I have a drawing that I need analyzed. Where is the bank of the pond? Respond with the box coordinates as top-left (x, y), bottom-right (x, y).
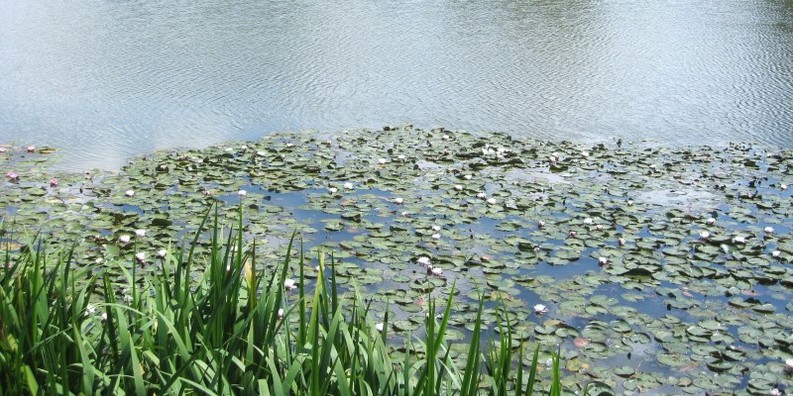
top-left (2, 126), bottom-right (793, 394)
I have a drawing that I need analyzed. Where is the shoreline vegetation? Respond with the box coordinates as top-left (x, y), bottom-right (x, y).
top-left (0, 205), bottom-right (564, 395)
top-left (2, 126), bottom-right (793, 394)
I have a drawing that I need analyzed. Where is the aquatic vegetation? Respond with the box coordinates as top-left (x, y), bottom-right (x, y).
top-left (1, 126), bottom-right (793, 393)
top-left (0, 207), bottom-right (563, 395)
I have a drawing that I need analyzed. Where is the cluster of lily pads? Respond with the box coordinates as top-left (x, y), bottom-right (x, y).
top-left (2, 126), bottom-right (793, 394)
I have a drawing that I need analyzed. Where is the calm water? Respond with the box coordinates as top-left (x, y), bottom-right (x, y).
top-left (1, 0), bottom-right (792, 170)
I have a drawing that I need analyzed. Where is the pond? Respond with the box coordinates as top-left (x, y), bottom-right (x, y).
top-left (1, 0), bottom-right (792, 171)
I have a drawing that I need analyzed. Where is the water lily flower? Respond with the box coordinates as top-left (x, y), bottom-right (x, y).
top-left (706, 217), bottom-right (716, 225)
top-left (285, 142), bottom-right (294, 148)
top-left (277, 308), bottom-right (285, 320)
top-left (134, 229), bottom-right (146, 237)
top-left (598, 257), bottom-right (608, 266)
top-left (101, 312), bottom-right (108, 322)
top-left (486, 197), bottom-right (496, 205)
top-left (135, 252), bottom-right (146, 262)
top-left (343, 182), bottom-right (354, 190)
top-left (583, 218), bottom-right (593, 225)
top-left (581, 150), bottom-right (590, 157)
top-left (0, 147), bottom-right (6, 153)
top-left (538, 220), bottom-right (545, 228)
top-left (595, 224), bottom-right (604, 231)
top-left (764, 226), bottom-right (774, 234)
top-left (699, 231), bottom-right (710, 239)
top-left (627, 200), bottom-right (633, 206)
top-left (431, 225), bottom-right (442, 232)
top-left (780, 183), bottom-right (788, 190)
top-left (238, 189), bottom-right (247, 196)
top-left (770, 388), bottom-right (782, 396)
top-left (328, 187), bottom-right (338, 194)
top-left (375, 322), bottom-right (384, 332)
top-left (454, 184), bottom-right (463, 191)
top-left (772, 250), bottom-right (781, 258)
top-left (417, 256), bottom-right (431, 266)
top-left (533, 304), bottom-right (549, 314)
top-left (397, 154), bottom-right (406, 161)
top-left (431, 233), bottom-right (441, 239)
top-left (125, 190), bottom-right (135, 197)
top-left (6, 171), bottom-right (19, 181)
top-left (442, 134), bottom-right (451, 140)
top-left (377, 158), bottom-right (388, 164)
top-left (733, 235), bottom-right (746, 244)
top-left (618, 238), bottom-right (627, 246)
top-left (533, 246), bottom-right (541, 252)
top-left (284, 278), bottom-right (297, 290)
top-left (568, 231), bottom-right (577, 238)
top-left (476, 192), bottom-right (487, 199)
top-left (49, 178), bottom-right (58, 187)
top-left (27, 146), bottom-right (35, 153)
top-left (785, 358), bottom-right (793, 372)
top-left (394, 197), bottom-right (404, 204)
top-left (157, 249), bottom-right (167, 258)
top-left (464, 174), bottom-right (473, 180)
top-left (118, 235), bottom-right (131, 244)
top-left (431, 267), bottom-right (443, 275)
top-left (86, 304), bottom-right (97, 315)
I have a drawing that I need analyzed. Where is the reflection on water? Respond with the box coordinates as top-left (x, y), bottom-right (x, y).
top-left (1, 0), bottom-right (792, 170)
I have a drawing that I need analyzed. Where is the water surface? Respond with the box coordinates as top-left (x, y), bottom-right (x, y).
top-left (1, 0), bottom-right (792, 170)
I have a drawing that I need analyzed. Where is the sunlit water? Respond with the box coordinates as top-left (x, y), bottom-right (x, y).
top-left (1, 0), bottom-right (792, 171)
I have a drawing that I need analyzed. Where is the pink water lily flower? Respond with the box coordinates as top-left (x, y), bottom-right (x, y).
top-left (49, 178), bottom-right (58, 187)
top-left (6, 171), bottom-right (19, 181)
top-left (27, 146), bottom-right (35, 153)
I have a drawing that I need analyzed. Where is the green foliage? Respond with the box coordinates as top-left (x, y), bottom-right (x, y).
top-left (0, 206), bottom-right (564, 395)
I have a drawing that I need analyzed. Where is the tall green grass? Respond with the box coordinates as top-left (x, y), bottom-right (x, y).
top-left (0, 206), bottom-right (565, 395)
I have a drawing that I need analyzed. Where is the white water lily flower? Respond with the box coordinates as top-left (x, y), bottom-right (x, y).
top-left (125, 190), bottom-right (135, 197)
top-left (454, 184), bottom-right (463, 191)
top-left (618, 238), bottom-right (627, 246)
top-left (431, 267), bottom-right (443, 275)
top-left (785, 358), bottom-right (793, 372)
top-left (598, 257), bottom-right (608, 265)
top-left (764, 226), bottom-right (774, 234)
top-left (772, 250), bottom-right (781, 258)
top-left (595, 224), bottom-right (604, 231)
top-left (486, 197), bottom-right (497, 205)
top-left (442, 134), bottom-right (451, 140)
top-left (277, 308), bottom-right (285, 320)
top-left (464, 174), bottom-right (473, 180)
top-left (285, 142), bottom-right (294, 148)
top-left (770, 388), bottom-right (782, 396)
top-left (238, 189), bottom-right (247, 196)
top-left (119, 235), bottom-right (131, 244)
top-left (781, 184), bottom-right (788, 190)
top-left (377, 158), bottom-right (388, 164)
top-left (538, 220), bottom-right (545, 228)
top-left (284, 278), bottom-right (297, 290)
top-left (476, 192), bottom-right (487, 199)
top-left (626, 200), bottom-right (633, 206)
top-left (328, 187), bottom-right (338, 194)
top-left (157, 249), bottom-right (167, 258)
top-left (533, 304), bottom-right (549, 314)
top-left (431, 225), bottom-right (442, 232)
top-left (394, 197), bottom-right (404, 204)
top-left (343, 182), bottom-right (354, 190)
top-left (86, 304), bottom-right (97, 315)
top-left (583, 218), bottom-right (593, 225)
top-left (699, 231), bottom-right (710, 239)
top-left (733, 235), bottom-right (746, 244)
top-left (375, 322), bottom-right (384, 332)
top-left (431, 233), bottom-right (441, 239)
top-left (397, 154), bottom-right (406, 161)
top-left (706, 217), bottom-right (716, 225)
top-left (135, 252), bottom-right (146, 262)
top-left (417, 256), bottom-right (431, 266)
top-left (135, 229), bottom-right (146, 238)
